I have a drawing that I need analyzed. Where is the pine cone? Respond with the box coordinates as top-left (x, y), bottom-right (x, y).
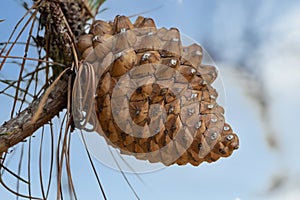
top-left (76, 16), bottom-right (239, 166)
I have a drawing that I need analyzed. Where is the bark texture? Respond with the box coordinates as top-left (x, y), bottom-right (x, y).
top-left (0, 70), bottom-right (72, 153)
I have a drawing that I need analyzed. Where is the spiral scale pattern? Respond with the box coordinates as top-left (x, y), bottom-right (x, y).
top-left (76, 16), bottom-right (239, 166)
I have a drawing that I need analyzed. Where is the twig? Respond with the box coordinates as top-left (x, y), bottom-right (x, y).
top-left (0, 69), bottom-right (73, 153)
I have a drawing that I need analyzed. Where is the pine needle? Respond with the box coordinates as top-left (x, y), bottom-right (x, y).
top-left (30, 68), bottom-right (70, 124)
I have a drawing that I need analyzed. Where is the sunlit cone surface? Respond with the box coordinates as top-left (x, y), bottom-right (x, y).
top-left (76, 16), bottom-right (239, 166)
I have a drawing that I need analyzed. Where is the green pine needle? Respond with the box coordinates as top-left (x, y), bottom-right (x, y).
top-left (87, 0), bottom-right (106, 16)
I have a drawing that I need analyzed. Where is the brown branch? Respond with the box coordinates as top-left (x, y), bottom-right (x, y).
top-left (0, 70), bottom-right (73, 153)
top-left (0, 0), bottom-right (94, 153)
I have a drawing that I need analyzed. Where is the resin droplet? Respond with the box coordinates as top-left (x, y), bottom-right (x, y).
top-left (223, 126), bottom-right (230, 131)
top-left (211, 132), bottom-right (218, 140)
top-left (168, 106), bottom-right (174, 114)
top-left (190, 93), bottom-right (198, 99)
top-left (195, 50), bottom-right (202, 56)
top-left (191, 68), bottom-right (196, 74)
top-left (198, 143), bottom-right (202, 151)
top-left (172, 38), bottom-right (179, 42)
top-left (188, 108), bottom-right (195, 116)
top-left (116, 52), bottom-right (123, 58)
top-left (142, 53), bottom-right (151, 60)
top-left (170, 59), bottom-right (177, 66)
top-left (226, 135), bottom-right (234, 141)
top-left (92, 35), bottom-right (100, 42)
top-left (210, 95), bottom-right (216, 100)
top-left (211, 118), bottom-right (217, 123)
top-left (194, 121), bottom-right (201, 129)
top-left (207, 104), bottom-right (214, 109)
top-left (147, 32), bottom-right (154, 36)
top-left (120, 28), bottom-right (127, 33)
top-left (135, 110), bottom-right (141, 116)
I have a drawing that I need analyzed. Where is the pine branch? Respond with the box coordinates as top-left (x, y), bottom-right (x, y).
top-left (0, 0), bottom-right (104, 153)
top-left (0, 70), bottom-right (73, 153)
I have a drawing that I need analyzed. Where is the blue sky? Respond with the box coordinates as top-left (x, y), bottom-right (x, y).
top-left (1, 0), bottom-right (300, 199)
